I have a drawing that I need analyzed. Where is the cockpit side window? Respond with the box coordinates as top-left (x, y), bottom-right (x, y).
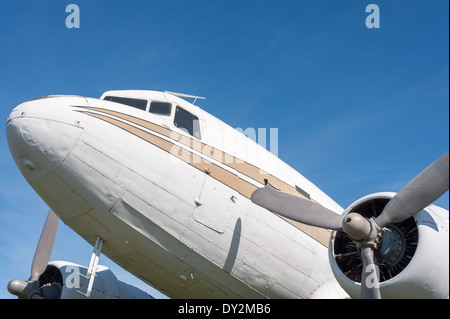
top-left (174, 106), bottom-right (201, 139)
top-left (149, 101), bottom-right (172, 116)
top-left (103, 96), bottom-right (148, 111)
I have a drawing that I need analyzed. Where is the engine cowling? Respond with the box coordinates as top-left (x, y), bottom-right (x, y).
top-left (36, 261), bottom-right (153, 299)
top-left (329, 192), bottom-right (449, 299)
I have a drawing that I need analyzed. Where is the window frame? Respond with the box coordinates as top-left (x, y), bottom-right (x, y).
top-left (173, 106), bottom-right (201, 140)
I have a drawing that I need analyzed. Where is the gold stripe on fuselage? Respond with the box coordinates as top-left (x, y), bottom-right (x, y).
top-left (77, 106), bottom-right (331, 247)
top-left (80, 107), bottom-right (295, 193)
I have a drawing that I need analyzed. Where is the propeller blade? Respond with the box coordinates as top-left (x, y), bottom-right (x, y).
top-left (376, 152), bottom-right (449, 228)
top-left (251, 187), bottom-right (343, 230)
top-left (30, 210), bottom-right (59, 281)
top-left (360, 246), bottom-right (381, 299)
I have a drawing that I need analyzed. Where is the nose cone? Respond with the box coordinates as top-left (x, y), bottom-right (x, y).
top-left (6, 96), bottom-right (87, 182)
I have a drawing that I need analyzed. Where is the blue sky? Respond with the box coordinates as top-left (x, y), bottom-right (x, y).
top-left (0, 1), bottom-right (448, 299)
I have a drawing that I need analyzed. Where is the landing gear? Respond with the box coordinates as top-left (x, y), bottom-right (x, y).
top-left (77, 236), bottom-right (103, 298)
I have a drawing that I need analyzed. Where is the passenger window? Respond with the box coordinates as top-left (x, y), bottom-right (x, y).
top-left (174, 106), bottom-right (201, 139)
top-left (103, 96), bottom-right (147, 111)
top-left (149, 101), bottom-right (172, 116)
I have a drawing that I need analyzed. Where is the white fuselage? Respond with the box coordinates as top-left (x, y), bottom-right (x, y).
top-left (6, 91), bottom-right (348, 298)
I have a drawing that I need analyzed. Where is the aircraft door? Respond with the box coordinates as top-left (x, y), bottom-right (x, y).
top-left (191, 120), bottom-right (234, 233)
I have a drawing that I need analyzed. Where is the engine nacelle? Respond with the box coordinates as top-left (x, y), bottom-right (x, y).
top-left (38, 261), bottom-right (153, 299)
top-left (329, 192), bottom-right (449, 299)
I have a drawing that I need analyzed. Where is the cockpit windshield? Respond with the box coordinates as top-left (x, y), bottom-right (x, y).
top-left (102, 94), bottom-right (201, 139)
top-left (103, 96), bottom-right (147, 111)
top-left (149, 101), bottom-right (171, 116)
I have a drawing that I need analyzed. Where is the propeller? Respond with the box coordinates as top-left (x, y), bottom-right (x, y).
top-left (375, 151), bottom-right (449, 227)
top-left (251, 152), bottom-right (449, 299)
top-left (7, 209), bottom-right (59, 299)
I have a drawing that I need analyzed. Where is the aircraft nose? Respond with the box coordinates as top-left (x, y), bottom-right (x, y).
top-left (6, 96), bottom-right (87, 182)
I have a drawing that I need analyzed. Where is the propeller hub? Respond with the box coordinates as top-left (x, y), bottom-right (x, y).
top-left (7, 279), bottom-right (42, 299)
top-left (7, 279), bottom-right (27, 297)
top-left (342, 213), bottom-right (372, 241)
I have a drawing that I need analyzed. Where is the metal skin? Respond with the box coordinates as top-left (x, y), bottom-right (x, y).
top-left (6, 93), bottom-right (348, 299)
top-left (5, 91), bottom-right (449, 299)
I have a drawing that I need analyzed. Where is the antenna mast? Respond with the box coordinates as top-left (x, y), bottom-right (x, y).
top-left (164, 91), bottom-right (206, 105)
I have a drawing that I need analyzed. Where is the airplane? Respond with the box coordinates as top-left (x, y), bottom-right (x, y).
top-left (5, 89), bottom-right (449, 299)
